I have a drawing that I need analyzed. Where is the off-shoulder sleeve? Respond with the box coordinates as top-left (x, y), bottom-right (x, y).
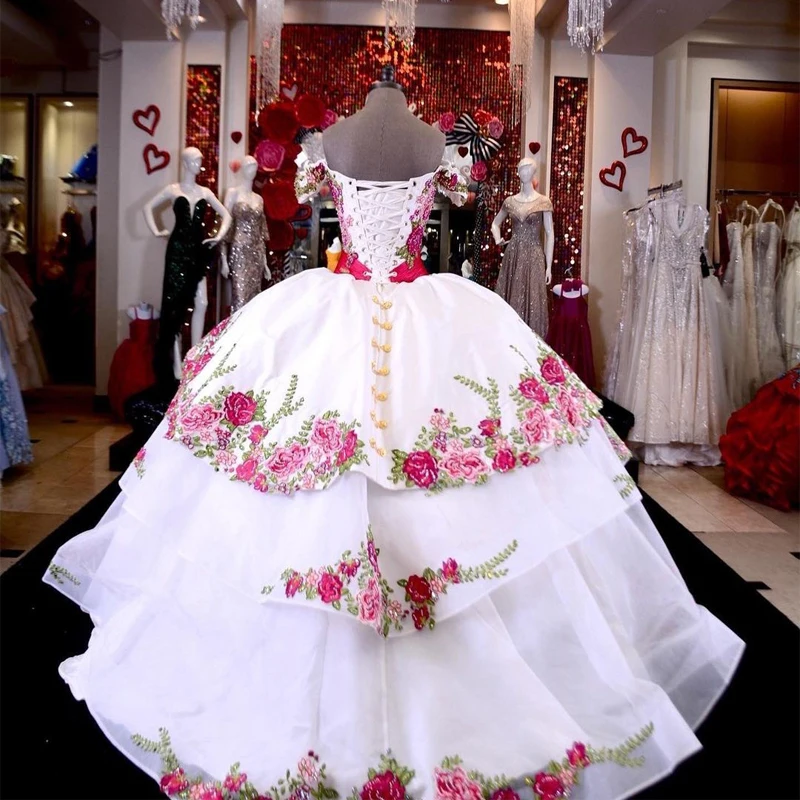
top-left (539, 195), bottom-right (554, 213)
top-left (433, 164), bottom-right (469, 207)
top-left (294, 158), bottom-right (328, 204)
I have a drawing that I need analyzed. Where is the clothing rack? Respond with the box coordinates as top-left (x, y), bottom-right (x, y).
top-left (625, 180), bottom-right (684, 215)
top-left (716, 188), bottom-right (800, 198)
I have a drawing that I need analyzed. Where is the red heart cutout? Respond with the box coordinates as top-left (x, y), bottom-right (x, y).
top-left (457, 146), bottom-right (469, 158)
top-left (143, 144), bottom-right (170, 175)
top-left (528, 141), bottom-right (541, 155)
top-left (132, 105), bottom-right (160, 137)
top-left (599, 160), bottom-right (626, 192)
top-left (621, 127), bottom-right (648, 158)
top-left (231, 131), bottom-right (243, 144)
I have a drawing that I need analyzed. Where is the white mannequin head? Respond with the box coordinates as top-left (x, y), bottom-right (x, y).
top-left (517, 158), bottom-right (539, 188)
top-left (181, 147), bottom-right (204, 177)
top-left (241, 155), bottom-right (258, 182)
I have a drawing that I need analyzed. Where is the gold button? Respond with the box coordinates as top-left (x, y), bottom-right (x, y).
top-left (382, 301), bottom-right (393, 310)
top-left (382, 322), bottom-right (393, 331)
top-left (381, 344), bottom-right (391, 353)
top-left (376, 392), bottom-right (388, 402)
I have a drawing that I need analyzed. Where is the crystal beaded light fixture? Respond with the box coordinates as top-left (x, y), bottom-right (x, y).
top-left (161, 0), bottom-right (200, 39)
top-left (382, 0), bottom-right (418, 50)
top-left (567, 0), bottom-right (612, 53)
top-left (255, 0), bottom-right (285, 111)
top-left (508, 0), bottom-right (536, 123)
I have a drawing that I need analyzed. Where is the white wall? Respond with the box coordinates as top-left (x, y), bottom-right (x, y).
top-left (584, 54), bottom-right (654, 381)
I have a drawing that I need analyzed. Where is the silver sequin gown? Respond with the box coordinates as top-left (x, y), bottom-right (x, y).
top-left (228, 201), bottom-right (269, 312)
top-left (494, 195), bottom-right (553, 337)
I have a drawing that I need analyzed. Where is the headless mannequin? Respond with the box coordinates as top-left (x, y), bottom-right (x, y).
top-left (220, 156), bottom-right (271, 283)
top-left (491, 159), bottom-right (554, 284)
top-left (552, 280), bottom-right (589, 298)
top-left (323, 66), bottom-right (444, 181)
top-left (143, 147), bottom-right (231, 381)
top-left (127, 302), bottom-right (160, 321)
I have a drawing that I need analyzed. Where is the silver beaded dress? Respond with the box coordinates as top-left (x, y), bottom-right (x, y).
top-left (494, 194), bottom-right (553, 337)
top-left (228, 200), bottom-right (269, 312)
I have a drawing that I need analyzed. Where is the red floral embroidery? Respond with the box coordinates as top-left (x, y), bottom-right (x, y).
top-left (133, 447), bottom-right (146, 479)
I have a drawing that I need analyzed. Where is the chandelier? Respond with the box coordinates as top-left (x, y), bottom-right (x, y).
top-left (567, 0), bottom-right (612, 53)
top-left (255, 0), bottom-right (285, 111)
top-left (161, 0), bottom-right (200, 39)
top-left (382, 0), bottom-right (418, 51)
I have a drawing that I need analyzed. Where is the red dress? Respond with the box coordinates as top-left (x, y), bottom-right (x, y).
top-left (108, 315), bottom-right (158, 420)
top-left (720, 365), bottom-right (800, 511)
top-left (545, 278), bottom-right (596, 388)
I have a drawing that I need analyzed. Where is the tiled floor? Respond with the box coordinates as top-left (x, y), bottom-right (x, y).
top-left (1, 389), bottom-right (798, 625)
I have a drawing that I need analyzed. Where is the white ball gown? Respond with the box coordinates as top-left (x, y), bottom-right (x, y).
top-left (43, 156), bottom-right (743, 800)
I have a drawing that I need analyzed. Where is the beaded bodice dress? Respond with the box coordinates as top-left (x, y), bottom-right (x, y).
top-left (228, 200), bottom-right (269, 312)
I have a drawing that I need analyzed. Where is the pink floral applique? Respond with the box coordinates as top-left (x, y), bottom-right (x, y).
top-left (600, 416), bottom-right (633, 463)
top-left (133, 447), bottom-right (146, 479)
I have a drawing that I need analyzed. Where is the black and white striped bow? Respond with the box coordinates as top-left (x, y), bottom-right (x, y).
top-left (445, 113), bottom-right (502, 163)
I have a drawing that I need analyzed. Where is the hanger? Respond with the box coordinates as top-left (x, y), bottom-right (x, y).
top-left (737, 200), bottom-right (758, 225)
top-left (758, 197), bottom-right (786, 230)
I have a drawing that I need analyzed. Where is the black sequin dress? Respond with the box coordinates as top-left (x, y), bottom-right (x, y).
top-left (154, 196), bottom-right (211, 386)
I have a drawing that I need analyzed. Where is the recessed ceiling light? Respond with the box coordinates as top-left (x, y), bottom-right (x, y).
top-left (495, 0), bottom-right (509, 5)
top-left (63, 100), bottom-right (74, 107)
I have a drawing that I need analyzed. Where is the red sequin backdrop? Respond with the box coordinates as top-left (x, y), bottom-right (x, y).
top-left (186, 65), bottom-right (222, 195)
top-left (549, 76), bottom-right (588, 283)
top-left (271, 25), bottom-right (522, 287)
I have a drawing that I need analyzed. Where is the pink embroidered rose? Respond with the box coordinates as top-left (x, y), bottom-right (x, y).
top-left (438, 111), bottom-right (456, 133)
top-left (311, 418), bottom-right (344, 454)
top-left (267, 442), bottom-right (309, 479)
top-left (301, 471), bottom-right (317, 490)
top-left (541, 355), bottom-right (566, 385)
top-left (567, 742), bottom-right (590, 768)
top-left (521, 406), bottom-right (552, 446)
top-left (442, 450), bottom-right (488, 482)
top-left (407, 225), bottom-right (425, 256)
top-left (253, 473), bottom-right (270, 493)
top-left (402, 451), bottom-right (439, 489)
top-left (470, 161), bottom-right (488, 182)
top-left (478, 418), bottom-right (501, 437)
top-left (405, 575), bottom-right (432, 604)
top-left (285, 572), bottom-right (303, 597)
top-left (181, 404), bottom-right (221, 432)
top-left (338, 558), bottom-right (361, 578)
top-left (488, 117), bottom-right (504, 139)
top-left (357, 577), bottom-right (383, 624)
top-left (490, 790), bottom-right (519, 800)
top-left (558, 390), bottom-right (581, 427)
top-left (532, 773), bottom-right (565, 800)
top-left (298, 757), bottom-right (319, 785)
top-left (367, 539), bottom-right (379, 571)
top-left (224, 773), bottom-right (247, 792)
top-left (430, 411), bottom-right (451, 432)
top-left (197, 786), bottom-right (224, 800)
top-left (493, 448), bottom-right (517, 473)
top-left (442, 558), bottom-right (460, 582)
top-left (160, 769), bottom-right (189, 795)
top-left (224, 392), bottom-right (257, 426)
top-left (184, 350), bottom-right (213, 379)
top-left (318, 572), bottom-right (343, 603)
top-left (518, 377), bottom-right (550, 404)
top-left (337, 429), bottom-right (359, 465)
top-left (412, 603), bottom-right (430, 630)
top-left (249, 424), bottom-right (268, 444)
top-left (434, 767), bottom-right (483, 800)
top-left (236, 457), bottom-right (259, 483)
top-left (519, 452), bottom-right (533, 467)
top-left (321, 109), bottom-right (338, 130)
top-left (361, 771), bottom-right (406, 800)
top-left (215, 450), bottom-right (236, 471)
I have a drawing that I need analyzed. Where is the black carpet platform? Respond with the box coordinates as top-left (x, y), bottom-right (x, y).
top-left (1, 483), bottom-right (798, 800)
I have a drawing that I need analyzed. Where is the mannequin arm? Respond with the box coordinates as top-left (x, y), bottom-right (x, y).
top-left (142, 185), bottom-right (175, 237)
top-left (203, 189), bottom-right (233, 246)
top-left (491, 206), bottom-right (509, 246)
top-left (543, 210), bottom-right (554, 284)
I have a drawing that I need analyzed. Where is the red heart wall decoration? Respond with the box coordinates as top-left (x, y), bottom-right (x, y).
top-left (132, 105), bottom-right (160, 137)
top-left (528, 141), bottom-right (541, 155)
top-left (457, 146), bottom-right (469, 158)
top-left (231, 131), bottom-right (243, 144)
top-left (143, 144), bottom-right (170, 175)
top-left (621, 127), bottom-right (648, 158)
top-left (281, 83), bottom-right (299, 101)
top-left (599, 160), bottom-right (626, 192)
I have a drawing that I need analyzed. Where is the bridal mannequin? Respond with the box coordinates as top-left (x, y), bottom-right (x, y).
top-left (220, 156), bottom-right (271, 312)
top-left (323, 65), bottom-right (443, 181)
top-left (491, 159), bottom-right (554, 336)
top-left (143, 147), bottom-right (231, 383)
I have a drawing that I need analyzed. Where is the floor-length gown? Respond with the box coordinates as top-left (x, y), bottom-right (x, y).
top-left (752, 220), bottom-right (786, 384)
top-left (227, 199), bottom-right (269, 312)
top-left (778, 205), bottom-right (800, 366)
top-left (494, 195), bottom-right (552, 337)
top-left (42, 153), bottom-right (743, 800)
top-left (545, 278), bottom-right (596, 388)
top-left (0, 303), bottom-right (33, 474)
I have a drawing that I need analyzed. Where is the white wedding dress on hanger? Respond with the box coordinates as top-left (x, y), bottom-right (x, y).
top-left (777, 202), bottom-right (800, 367)
top-left (41, 150), bottom-right (742, 800)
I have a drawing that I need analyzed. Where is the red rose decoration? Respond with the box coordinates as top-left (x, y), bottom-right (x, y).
top-left (470, 161), bottom-right (488, 182)
top-left (224, 392), bottom-right (257, 426)
top-left (567, 743), bottom-right (590, 768)
top-left (490, 790), bottom-right (519, 800)
top-left (439, 111), bottom-right (456, 133)
top-left (259, 102), bottom-right (300, 144)
top-left (264, 181), bottom-right (299, 221)
top-left (405, 575), bottom-right (432, 604)
top-left (285, 572), bottom-right (303, 597)
top-left (296, 94), bottom-right (326, 128)
top-left (337, 429), bottom-right (359, 465)
top-left (160, 769), bottom-right (189, 795)
top-left (441, 558), bottom-right (460, 582)
top-left (235, 458), bottom-right (258, 483)
top-left (519, 452), bottom-right (532, 467)
top-left (318, 572), bottom-right (343, 603)
top-left (266, 219), bottom-right (295, 251)
top-left (402, 451), bottom-right (439, 488)
top-left (360, 771), bottom-right (406, 800)
top-left (478, 418), bottom-right (501, 437)
top-left (474, 109), bottom-right (492, 127)
top-left (532, 773), bottom-right (565, 800)
top-left (492, 449), bottom-right (516, 473)
top-left (338, 558), bottom-right (360, 578)
top-left (255, 139), bottom-right (286, 172)
top-left (519, 377), bottom-right (550, 404)
top-left (412, 604), bottom-right (431, 630)
top-left (488, 117), bottom-right (504, 139)
top-left (541, 356), bottom-right (566, 385)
